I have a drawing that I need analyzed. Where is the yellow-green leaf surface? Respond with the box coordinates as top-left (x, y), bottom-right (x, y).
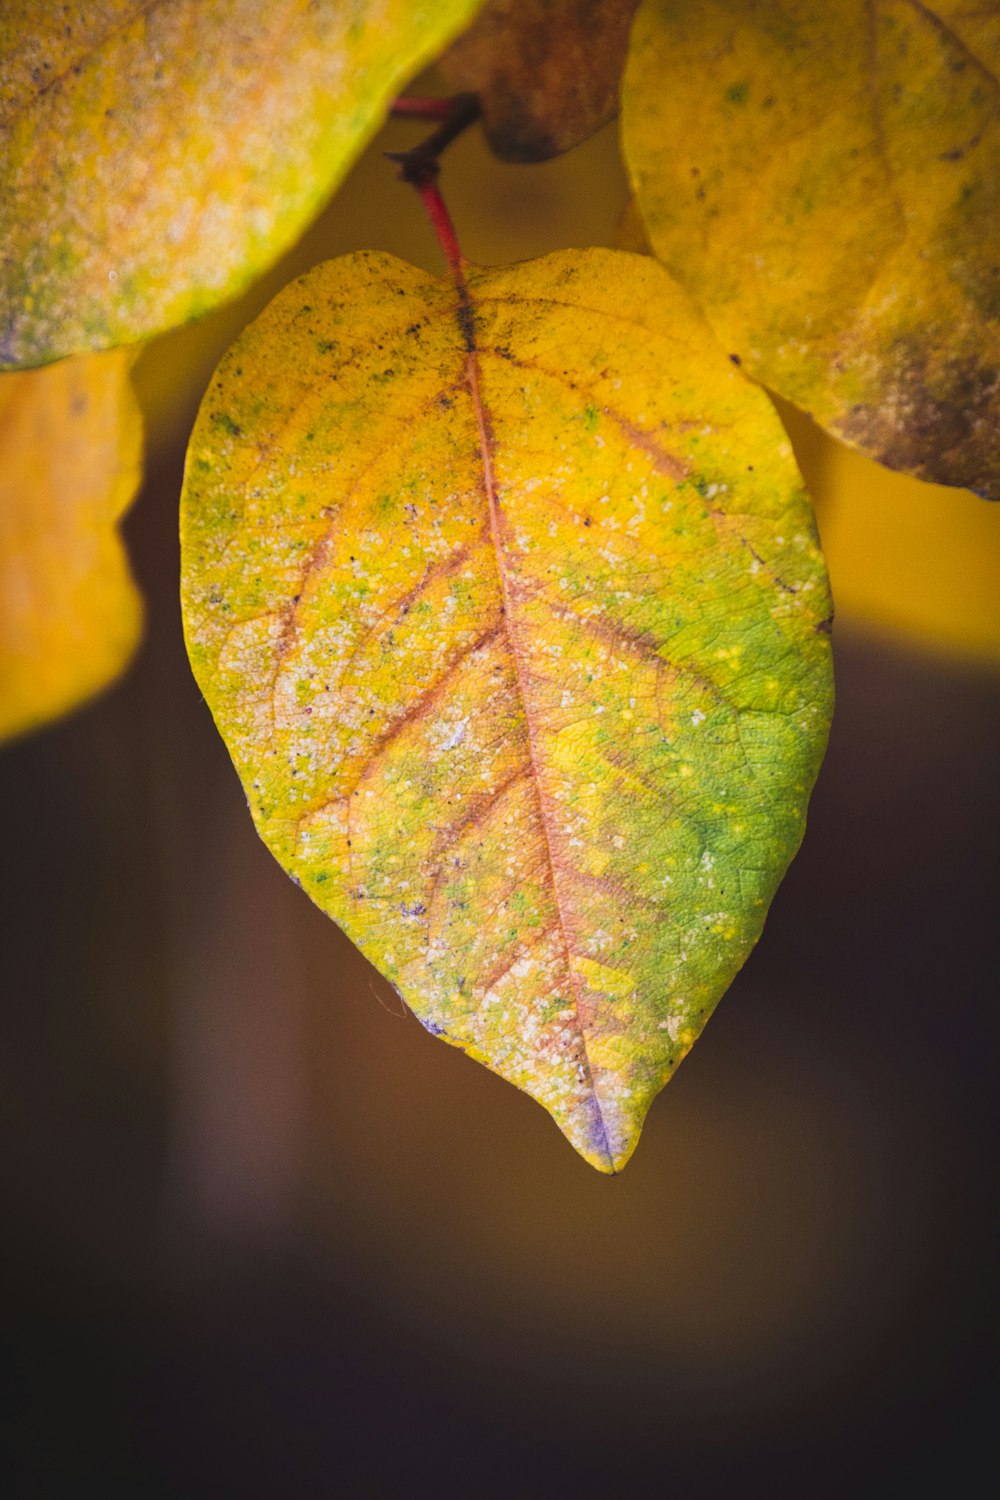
top-left (180, 247), bottom-right (832, 1171)
top-left (0, 0), bottom-right (480, 369)
top-left (0, 349), bottom-right (143, 742)
top-left (623, 0), bottom-right (1000, 498)
top-left (440, 0), bottom-right (640, 161)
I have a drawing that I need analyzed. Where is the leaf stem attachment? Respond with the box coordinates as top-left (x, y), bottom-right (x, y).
top-left (386, 94), bottom-right (481, 278)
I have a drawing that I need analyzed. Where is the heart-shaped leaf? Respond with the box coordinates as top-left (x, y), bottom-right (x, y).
top-left (180, 247), bottom-right (832, 1170)
top-left (0, 0), bottom-right (480, 368)
top-left (0, 348), bottom-right (143, 742)
top-left (623, 0), bottom-right (1000, 498)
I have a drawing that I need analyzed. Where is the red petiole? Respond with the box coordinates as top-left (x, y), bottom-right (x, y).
top-left (386, 93), bottom-right (480, 274)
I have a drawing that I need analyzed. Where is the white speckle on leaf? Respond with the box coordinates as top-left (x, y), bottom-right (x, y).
top-left (439, 715), bottom-right (469, 751)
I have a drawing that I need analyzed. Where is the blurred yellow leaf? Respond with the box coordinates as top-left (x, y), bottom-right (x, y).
top-left (0, 349), bottom-right (143, 743)
top-left (0, 0), bottom-right (481, 368)
top-left (623, 0), bottom-right (1000, 497)
top-left (440, 0), bottom-right (639, 160)
top-left (180, 246), bottom-right (832, 1171)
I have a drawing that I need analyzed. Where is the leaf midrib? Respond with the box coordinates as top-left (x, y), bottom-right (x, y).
top-left (457, 267), bottom-right (618, 1173)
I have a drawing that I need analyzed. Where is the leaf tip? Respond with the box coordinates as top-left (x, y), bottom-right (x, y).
top-left (557, 1087), bottom-right (650, 1176)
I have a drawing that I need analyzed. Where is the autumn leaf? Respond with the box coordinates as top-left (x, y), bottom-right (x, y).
top-left (0, 349), bottom-right (143, 743)
top-left (622, 0), bottom-right (1000, 498)
top-left (0, 0), bottom-right (481, 369)
top-left (180, 246), bottom-right (832, 1172)
top-left (440, 0), bottom-right (639, 161)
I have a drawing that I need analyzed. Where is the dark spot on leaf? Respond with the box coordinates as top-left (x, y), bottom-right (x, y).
top-left (836, 342), bottom-right (1000, 496)
top-left (456, 298), bottom-right (476, 354)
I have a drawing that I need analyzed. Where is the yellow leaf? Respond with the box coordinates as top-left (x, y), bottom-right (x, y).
top-left (440, 0), bottom-right (640, 161)
top-left (623, 0), bottom-right (1000, 497)
top-left (0, 0), bottom-right (481, 368)
top-left (180, 247), bottom-right (832, 1172)
top-left (0, 349), bottom-right (143, 742)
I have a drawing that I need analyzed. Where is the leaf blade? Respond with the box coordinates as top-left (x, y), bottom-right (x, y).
top-left (0, 0), bottom-right (481, 368)
top-left (181, 247), bottom-right (832, 1170)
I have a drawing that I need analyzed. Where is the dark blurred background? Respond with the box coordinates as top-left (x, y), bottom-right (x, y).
top-left (2, 100), bottom-right (996, 1497)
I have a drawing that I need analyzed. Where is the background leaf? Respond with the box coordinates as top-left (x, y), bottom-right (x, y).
top-left (0, 348), bottom-right (143, 742)
top-left (623, 0), bottom-right (1000, 497)
top-left (440, 0), bottom-right (640, 161)
top-left (0, 0), bottom-right (481, 368)
top-left (180, 246), bottom-right (832, 1171)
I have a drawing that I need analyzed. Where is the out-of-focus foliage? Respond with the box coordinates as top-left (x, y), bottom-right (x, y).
top-left (0, 0), bottom-right (481, 368)
top-left (441, 0), bottom-right (639, 160)
top-left (0, 349), bottom-right (143, 743)
top-left (623, 0), bottom-right (1000, 497)
top-left (179, 246), bottom-right (831, 1169)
